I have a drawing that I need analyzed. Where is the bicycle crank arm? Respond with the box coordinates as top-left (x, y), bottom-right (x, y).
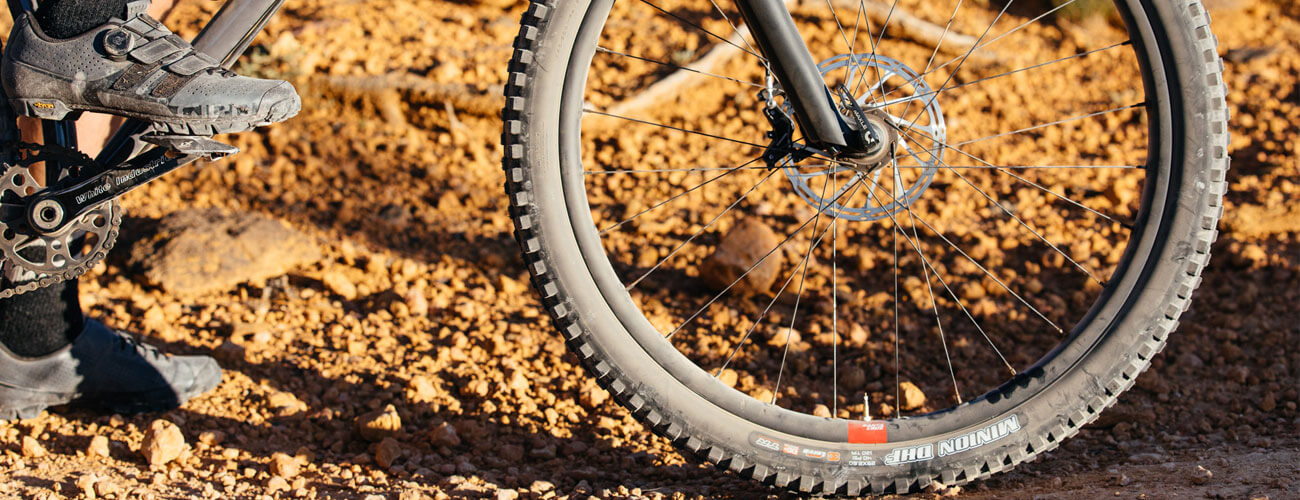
top-left (24, 149), bottom-right (201, 234)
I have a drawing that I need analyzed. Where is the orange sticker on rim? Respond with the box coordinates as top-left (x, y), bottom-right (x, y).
top-left (847, 421), bottom-right (887, 444)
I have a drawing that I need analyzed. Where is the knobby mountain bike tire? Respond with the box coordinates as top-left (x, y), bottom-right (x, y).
top-left (503, 0), bottom-right (1227, 494)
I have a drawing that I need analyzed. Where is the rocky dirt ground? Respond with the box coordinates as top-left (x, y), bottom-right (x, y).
top-left (0, 0), bottom-right (1297, 499)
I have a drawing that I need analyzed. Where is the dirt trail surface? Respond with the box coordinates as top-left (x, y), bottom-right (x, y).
top-left (0, 0), bottom-right (1297, 499)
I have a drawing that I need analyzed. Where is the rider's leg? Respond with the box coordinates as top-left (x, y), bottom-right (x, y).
top-left (0, 0), bottom-right (222, 420)
top-left (0, 281), bottom-right (81, 357)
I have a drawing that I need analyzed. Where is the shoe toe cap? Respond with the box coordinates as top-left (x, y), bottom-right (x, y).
top-left (259, 81), bottom-right (302, 122)
top-left (175, 355), bottom-right (223, 400)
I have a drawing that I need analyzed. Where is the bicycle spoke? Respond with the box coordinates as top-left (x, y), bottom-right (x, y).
top-left (714, 178), bottom-right (866, 375)
top-left (636, 0), bottom-right (766, 62)
top-left (889, 165), bottom-right (1139, 170)
top-left (596, 46), bottom-right (764, 88)
top-left (866, 181), bottom-right (1023, 375)
top-left (899, 0), bottom-right (1013, 138)
top-left (586, 165), bottom-right (775, 175)
top-left (890, 195), bottom-right (1064, 334)
top-left (830, 169), bottom-right (840, 415)
top-left (891, 187), bottom-right (963, 405)
top-left (669, 175), bottom-right (865, 341)
top-left (772, 171), bottom-right (835, 404)
top-left (625, 168), bottom-right (780, 290)
top-left (600, 155), bottom-right (764, 235)
top-left (896, 126), bottom-right (1134, 228)
top-left (584, 108), bottom-right (769, 151)
top-left (952, 103), bottom-right (1145, 148)
top-left (889, 182), bottom-right (902, 416)
top-left (895, 129), bottom-right (1106, 284)
top-left (876, 41), bottom-right (1130, 105)
top-left (894, 0), bottom-right (966, 126)
top-left (922, 0), bottom-right (1083, 82)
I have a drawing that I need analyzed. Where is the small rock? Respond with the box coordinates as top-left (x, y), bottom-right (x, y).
top-left (900, 381), bottom-right (927, 411)
top-left (840, 366), bottom-right (867, 389)
top-left (140, 420), bottom-right (186, 469)
top-left (813, 404), bottom-right (832, 418)
top-left (429, 422), bottom-right (461, 447)
top-left (86, 435), bottom-right (111, 459)
top-left (93, 480), bottom-right (118, 498)
top-left (355, 404), bottom-right (401, 442)
top-left (267, 391), bottom-right (307, 416)
top-left (198, 430), bottom-right (225, 446)
top-left (323, 271), bottom-right (358, 300)
top-left (716, 369), bottom-right (738, 388)
top-left (374, 437), bottom-right (402, 468)
top-left (213, 340), bottom-right (246, 364)
top-left (76, 474), bottom-right (97, 499)
top-left (404, 289), bottom-right (429, 317)
top-left (407, 375), bottom-right (439, 403)
top-left (699, 218), bottom-right (783, 294)
top-left (579, 380), bottom-right (609, 407)
top-left (508, 371), bottom-right (530, 394)
top-left (1191, 465), bottom-right (1213, 485)
top-left (500, 444), bottom-right (525, 462)
top-left (530, 480), bottom-right (555, 493)
top-left (269, 452), bottom-right (300, 479)
top-left (267, 475), bottom-right (290, 492)
top-left (1260, 392), bottom-right (1277, 412)
top-left (496, 489), bottom-right (520, 500)
top-left (1178, 352), bottom-right (1204, 369)
top-left (767, 327), bottom-right (801, 348)
top-left (20, 436), bottom-right (45, 458)
top-left (848, 322), bottom-right (869, 345)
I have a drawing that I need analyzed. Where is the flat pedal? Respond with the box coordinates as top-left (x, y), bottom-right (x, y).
top-left (141, 134), bottom-right (239, 160)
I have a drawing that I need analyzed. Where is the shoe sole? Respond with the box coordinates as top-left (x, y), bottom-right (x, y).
top-left (9, 97), bottom-right (301, 136)
top-left (0, 379), bottom-right (218, 422)
top-left (0, 383), bottom-right (72, 421)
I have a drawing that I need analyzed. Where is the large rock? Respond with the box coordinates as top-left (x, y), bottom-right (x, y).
top-left (125, 209), bottom-right (320, 295)
top-left (699, 218), bottom-right (783, 294)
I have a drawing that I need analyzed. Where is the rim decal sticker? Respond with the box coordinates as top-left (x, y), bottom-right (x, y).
top-left (847, 421), bottom-right (887, 444)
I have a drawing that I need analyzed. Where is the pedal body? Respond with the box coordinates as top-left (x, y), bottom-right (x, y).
top-left (141, 134), bottom-right (239, 159)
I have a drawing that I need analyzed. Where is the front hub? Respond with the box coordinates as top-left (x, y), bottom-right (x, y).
top-left (839, 109), bottom-right (899, 173)
top-left (776, 53), bottom-right (947, 222)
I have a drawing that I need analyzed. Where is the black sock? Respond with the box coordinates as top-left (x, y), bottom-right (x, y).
top-left (0, 280), bottom-right (84, 357)
top-left (34, 0), bottom-right (132, 39)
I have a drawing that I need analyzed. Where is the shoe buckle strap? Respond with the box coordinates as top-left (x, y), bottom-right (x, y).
top-left (167, 53), bottom-right (216, 77)
top-left (129, 35), bottom-right (189, 65)
top-left (124, 0), bottom-right (150, 19)
top-left (119, 17), bottom-right (165, 38)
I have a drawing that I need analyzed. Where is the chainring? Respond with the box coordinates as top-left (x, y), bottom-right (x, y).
top-left (0, 142), bottom-right (122, 300)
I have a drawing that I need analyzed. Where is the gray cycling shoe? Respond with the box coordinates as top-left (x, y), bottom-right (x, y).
top-left (1, 0), bottom-right (300, 135)
top-left (0, 319), bottom-right (222, 420)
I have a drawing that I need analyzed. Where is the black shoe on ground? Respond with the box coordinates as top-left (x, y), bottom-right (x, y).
top-left (0, 318), bottom-right (222, 420)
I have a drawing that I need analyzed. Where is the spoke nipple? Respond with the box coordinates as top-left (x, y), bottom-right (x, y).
top-left (863, 394), bottom-right (871, 421)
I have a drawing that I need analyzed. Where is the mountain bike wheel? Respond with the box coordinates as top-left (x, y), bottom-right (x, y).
top-left (503, 0), bottom-right (1228, 494)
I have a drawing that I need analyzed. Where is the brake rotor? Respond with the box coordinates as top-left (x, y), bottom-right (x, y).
top-left (780, 53), bottom-right (947, 222)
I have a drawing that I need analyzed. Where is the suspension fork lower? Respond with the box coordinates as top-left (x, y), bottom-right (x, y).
top-left (735, 0), bottom-right (862, 153)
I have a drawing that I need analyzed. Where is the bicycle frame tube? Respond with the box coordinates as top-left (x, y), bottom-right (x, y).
top-left (735, 0), bottom-right (850, 150)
